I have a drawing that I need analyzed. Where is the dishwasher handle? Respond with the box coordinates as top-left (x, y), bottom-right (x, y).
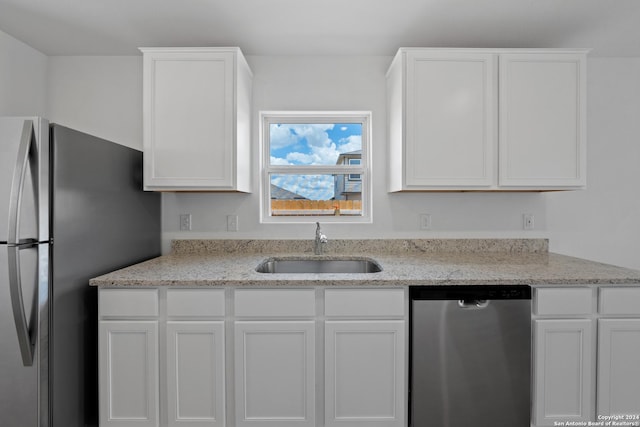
top-left (458, 299), bottom-right (490, 309)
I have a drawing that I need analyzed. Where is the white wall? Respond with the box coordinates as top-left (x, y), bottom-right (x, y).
top-left (46, 56), bottom-right (142, 149)
top-left (42, 53), bottom-right (640, 269)
top-left (161, 55), bottom-right (546, 252)
top-left (0, 29), bottom-right (47, 116)
top-left (547, 58), bottom-right (640, 270)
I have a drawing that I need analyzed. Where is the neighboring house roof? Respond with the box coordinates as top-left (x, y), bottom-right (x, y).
top-left (336, 150), bottom-right (362, 165)
top-left (270, 183), bottom-right (307, 200)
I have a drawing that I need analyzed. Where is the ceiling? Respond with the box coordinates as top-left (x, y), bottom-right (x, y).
top-left (0, 0), bottom-right (639, 57)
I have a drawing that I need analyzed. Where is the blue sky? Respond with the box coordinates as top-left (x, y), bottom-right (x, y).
top-left (269, 123), bottom-right (362, 200)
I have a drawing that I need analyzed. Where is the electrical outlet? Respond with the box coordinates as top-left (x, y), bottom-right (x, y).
top-left (523, 214), bottom-right (535, 230)
top-left (227, 215), bottom-right (239, 232)
top-left (179, 214), bottom-right (192, 231)
top-left (420, 213), bottom-right (432, 230)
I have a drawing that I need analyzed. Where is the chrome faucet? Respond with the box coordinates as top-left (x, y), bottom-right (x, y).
top-left (314, 222), bottom-right (328, 255)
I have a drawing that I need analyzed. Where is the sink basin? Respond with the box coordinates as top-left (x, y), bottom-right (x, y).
top-left (256, 258), bottom-right (382, 274)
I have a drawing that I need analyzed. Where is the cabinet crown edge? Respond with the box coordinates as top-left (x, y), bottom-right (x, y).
top-left (387, 47), bottom-right (590, 75)
top-left (139, 46), bottom-right (246, 54)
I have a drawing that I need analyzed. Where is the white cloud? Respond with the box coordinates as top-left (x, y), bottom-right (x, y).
top-left (272, 174), bottom-right (334, 200)
top-left (270, 156), bottom-right (290, 165)
top-left (270, 124), bottom-right (300, 149)
top-left (286, 152), bottom-right (315, 164)
top-left (272, 124), bottom-right (341, 165)
top-left (313, 144), bottom-right (340, 164)
top-left (337, 135), bottom-right (362, 154)
top-left (290, 124), bottom-right (334, 148)
top-left (340, 126), bottom-right (348, 131)
top-left (286, 145), bottom-right (339, 165)
top-left (283, 124), bottom-right (341, 165)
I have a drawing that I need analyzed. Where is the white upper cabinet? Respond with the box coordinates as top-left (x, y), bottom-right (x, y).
top-left (141, 47), bottom-right (252, 191)
top-left (387, 48), bottom-right (587, 191)
top-left (388, 50), bottom-right (496, 190)
top-left (499, 53), bottom-right (586, 188)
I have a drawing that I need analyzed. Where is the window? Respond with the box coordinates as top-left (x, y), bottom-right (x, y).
top-left (260, 111), bottom-right (372, 223)
top-left (348, 158), bottom-right (361, 181)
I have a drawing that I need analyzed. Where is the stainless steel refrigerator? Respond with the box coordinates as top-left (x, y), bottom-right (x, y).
top-left (0, 117), bottom-right (161, 427)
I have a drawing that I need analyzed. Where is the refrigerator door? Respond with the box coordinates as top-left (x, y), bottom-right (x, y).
top-left (0, 242), bottom-right (48, 427)
top-left (50, 125), bottom-right (160, 427)
top-left (0, 117), bottom-right (49, 244)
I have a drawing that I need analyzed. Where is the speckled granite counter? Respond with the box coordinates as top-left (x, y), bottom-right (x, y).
top-left (89, 239), bottom-right (640, 287)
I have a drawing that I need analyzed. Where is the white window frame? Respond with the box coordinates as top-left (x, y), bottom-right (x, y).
top-left (260, 111), bottom-right (372, 224)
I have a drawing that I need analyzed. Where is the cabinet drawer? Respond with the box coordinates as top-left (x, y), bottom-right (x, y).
top-left (534, 287), bottom-right (593, 316)
top-left (167, 289), bottom-right (226, 317)
top-left (99, 288), bottom-right (159, 318)
top-left (234, 289), bottom-right (316, 317)
top-left (325, 288), bottom-right (405, 317)
top-left (599, 287), bottom-right (640, 315)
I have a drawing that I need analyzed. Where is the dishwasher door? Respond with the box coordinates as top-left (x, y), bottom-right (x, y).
top-left (410, 286), bottom-right (531, 427)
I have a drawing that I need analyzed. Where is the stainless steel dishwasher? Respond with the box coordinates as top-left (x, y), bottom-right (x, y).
top-left (410, 285), bottom-right (532, 427)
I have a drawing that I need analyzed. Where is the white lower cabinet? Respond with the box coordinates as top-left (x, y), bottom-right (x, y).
top-left (234, 321), bottom-right (316, 427)
top-left (99, 321), bottom-right (159, 427)
top-left (532, 286), bottom-right (640, 427)
top-left (98, 287), bottom-right (407, 427)
top-left (324, 288), bottom-right (406, 427)
top-left (324, 321), bottom-right (405, 427)
top-left (533, 319), bottom-right (594, 425)
top-left (597, 319), bottom-right (640, 417)
top-left (166, 321), bottom-right (226, 427)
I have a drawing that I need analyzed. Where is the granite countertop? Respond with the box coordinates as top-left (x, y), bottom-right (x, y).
top-left (89, 239), bottom-right (640, 287)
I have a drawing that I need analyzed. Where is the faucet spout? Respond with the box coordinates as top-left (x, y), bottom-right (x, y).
top-left (314, 222), bottom-right (328, 255)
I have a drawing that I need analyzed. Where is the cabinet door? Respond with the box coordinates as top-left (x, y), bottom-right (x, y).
top-left (99, 321), bottom-right (159, 427)
top-left (499, 53), bottom-right (586, 188)
top-left (533, 319), bottom-right (594, 426)
top-left (324, 321), bottom-right (405, 427)
top-left (597, 319), bottom-right (640, 417)
top-left (166, 321), bottom-right (225, 427)
top-left (404, 51), bottom-right (496, 188)
top-left (143, 49), bottom-right (235, 190)
top-left (234, 321), bottom-right (315, 427)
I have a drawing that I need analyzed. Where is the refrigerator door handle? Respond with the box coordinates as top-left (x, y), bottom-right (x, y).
top-left (7, 244), bottom-right (38, 366)
top-left (8, 120), bottom-right (39, 246)
top-left (7, 119), bottom-right (39, 366)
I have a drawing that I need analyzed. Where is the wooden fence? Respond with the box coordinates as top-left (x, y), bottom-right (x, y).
top-left (271, 200), bottom-right (362, 216)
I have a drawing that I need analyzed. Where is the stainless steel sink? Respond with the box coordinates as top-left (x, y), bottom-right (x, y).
top-left (256, 258), bottom-right (382, 274)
